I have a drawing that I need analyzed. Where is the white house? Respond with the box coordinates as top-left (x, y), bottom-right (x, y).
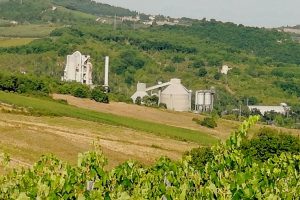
top-left (220, 65), bottom-right (232, 75)
top-left (62, 51), bottom-right (93, 85)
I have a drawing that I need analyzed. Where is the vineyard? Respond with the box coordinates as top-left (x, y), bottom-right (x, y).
top-left (0, 116), bottom-right (299, 199)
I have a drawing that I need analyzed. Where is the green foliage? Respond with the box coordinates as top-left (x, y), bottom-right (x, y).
top-left (142, 95), bottom-right (159, 107)
top-left (0, 72), bottom-right (51, 95)
top-left (171, 55), bottom-right (185, 63)
top-left (200, 117), bottom-right (217, 128)
top-left (163, 65), bottom-right (176, 73)
top-left (51, 0), bottom-right (137, 17)
top-left (1, 116), bottom-right (300, 199)
top-left (91, 86), bottom-right (109, 103)
top-left (184, 147), bottom-right (214, 170)
top-left (0, 0), bottom-right (134, 24)
top-left (241, 127), bottom-right (300, 162)
top-left (197, 67), bottom-right (208, 77)
top-left (240, 96), bottom-right (259, 105)
top-left (135, 96), bottom-right (142, 105)
top-left (192, 59), bottom-right (205, 68)
top-left (72, 84), bottom-right (90, 98)
top-left (276, 81), bottom-right (300, 97)
top-left (213, 72), bottom-right (221, 80)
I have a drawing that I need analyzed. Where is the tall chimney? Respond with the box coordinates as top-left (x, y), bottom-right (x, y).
top-left (104, 56), bottom-right (109, 87)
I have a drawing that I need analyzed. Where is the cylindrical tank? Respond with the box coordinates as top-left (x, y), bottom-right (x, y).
top-left (204, 93), bottom-right (212, 105)
top-left (197, 92), bottom-right (204, 105)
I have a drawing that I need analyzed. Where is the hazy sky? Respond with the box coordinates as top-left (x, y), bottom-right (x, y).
top-left (96, 0), bottom-right (299, 27)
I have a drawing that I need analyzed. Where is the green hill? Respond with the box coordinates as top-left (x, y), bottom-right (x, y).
top-left (0, 0), bottom-right (299, 110)
top-left (0, 0), bottom-right (136, 23)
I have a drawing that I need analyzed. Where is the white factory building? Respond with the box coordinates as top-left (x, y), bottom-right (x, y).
top-left (131, 78), bottom-right (192, 112)
top-left (248, 103), bottom-right (290, 115)
top-left (62, 51), bottom-right (93, 85)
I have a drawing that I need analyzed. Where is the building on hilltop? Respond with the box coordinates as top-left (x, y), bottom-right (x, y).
top-left (62, 51), bottom-right (93, 85)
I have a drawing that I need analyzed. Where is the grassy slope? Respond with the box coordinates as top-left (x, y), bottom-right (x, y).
top-left (0, 91), bottom-right (218, 145)
top-left (0, 25), bottom-right (58, 38)
top-left (0, 112), bottom-right (197, 168)
top-left (0, 38), bottom-right (36, 47)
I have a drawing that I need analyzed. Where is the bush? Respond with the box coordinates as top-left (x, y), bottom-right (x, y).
top-left (200, 117), bottom-right (217, 128)
top-left (197, 67), bottom-right (208, 77)
top-left (184, 147), bottom-right (214, 170)
top-left (142, 95), bottom-right (159, 107)
top-left (241, 127), bottom-right (300, 162)
top-left (91, 87), bottom-right (109, 103)
top-left (72, 85), bottom-right (90, 98)
top-left (135, 96), bottom-right (142, 105)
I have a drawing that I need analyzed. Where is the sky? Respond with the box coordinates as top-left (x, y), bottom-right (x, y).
top-left (96, 0), bottom-right (300, 28)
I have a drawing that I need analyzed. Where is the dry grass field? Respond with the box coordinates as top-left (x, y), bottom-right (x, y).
top-left (53, 94), bottom-right (300, 139)
top-left (0, 111), bottom-right (198, 169)
top-left (1, 92), bottom-right (298, 172)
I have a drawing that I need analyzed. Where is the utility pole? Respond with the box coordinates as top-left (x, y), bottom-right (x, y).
top-left (239, 104), bottom-right (242, 121)
top-left (113, 14), bottom-right (117, 30)
top-left (20, 0), bottom-right (23, 4)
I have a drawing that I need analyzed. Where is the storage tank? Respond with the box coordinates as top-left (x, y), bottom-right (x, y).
top-left (204, 93), bottom-right (212, 105)
top-left (161, 79), bottom-right (191, 112)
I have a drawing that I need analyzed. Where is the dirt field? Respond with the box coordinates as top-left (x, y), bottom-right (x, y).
top-left (52, 94), bottom-right (239, 139)
top-left (52, 94), bottom-right (300, 139)
top-left (0, 112), bottom-right (198, 169)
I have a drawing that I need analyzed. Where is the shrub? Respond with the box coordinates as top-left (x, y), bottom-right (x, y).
top-left (91, 87), bottom-right (109, 103)
top-left (200, 117), bottom-right (217, 128)
top-left (197, 67), bottom-right (208, 77)
top-left (213, 72), bottom-right (222, 80)
top-left (142, 95), bottom-right (159, 107)
top-left (135, 96), bottom-right (142, 105)
top-left (184, 147), bottom-right (214, 170)
top-left (72, 85), bottom-right (90, 98)
top-left (241, 127), bottom-right (300, 162)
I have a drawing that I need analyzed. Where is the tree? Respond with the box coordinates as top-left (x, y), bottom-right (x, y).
top-left (91, 87), bottom-right (109, 103)
top-left (197, 67), bottom-right (208, 77)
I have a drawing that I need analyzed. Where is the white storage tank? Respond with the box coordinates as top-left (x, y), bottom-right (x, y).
top-left (204, 93), bottom-right (212, 105)
top-left (161, 79), bottom-right (191, 112)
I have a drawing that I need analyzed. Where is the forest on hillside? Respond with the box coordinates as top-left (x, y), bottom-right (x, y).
top-left (0, 0), bottom-right (300, 126)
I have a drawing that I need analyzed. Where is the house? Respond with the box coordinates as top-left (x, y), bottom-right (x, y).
top-left (62, 51), bottom-right (93, 85)
top-left (220, 65), bottom-right (232, 75)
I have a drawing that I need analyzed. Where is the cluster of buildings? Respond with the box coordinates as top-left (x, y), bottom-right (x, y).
top-left (131, 79), bottom-right (214, 112)
top-left (62, 51), bottom-right (290, 116)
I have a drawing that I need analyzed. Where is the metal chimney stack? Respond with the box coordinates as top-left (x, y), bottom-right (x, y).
top-left (103, 56), bottom-right (110, 93)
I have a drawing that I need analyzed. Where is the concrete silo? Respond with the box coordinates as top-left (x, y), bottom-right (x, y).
top-left (160, 79), bottom-right (191, 112)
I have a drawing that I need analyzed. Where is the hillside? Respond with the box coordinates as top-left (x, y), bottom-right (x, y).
top-left (0, 0), bottom-right (300, 115)
top-left (0, 0), bottom-right (136, 24)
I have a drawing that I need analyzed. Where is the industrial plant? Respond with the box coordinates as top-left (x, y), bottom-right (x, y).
top-left (62, 51), bottom-right (215, 113)
top-left (62, 51), bottom-right (93, 85)
top-left (62, 51), bottom-right (110, 92)
top-left (131, 79), bottom-right (215, 112)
